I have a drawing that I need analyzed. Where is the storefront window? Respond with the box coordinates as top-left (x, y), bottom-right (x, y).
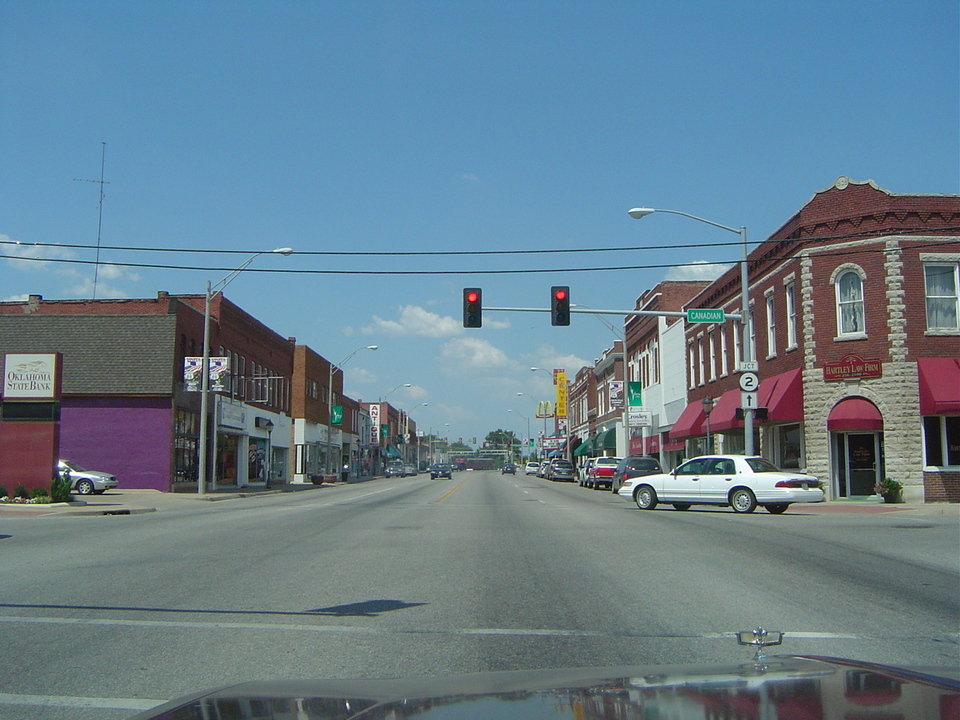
top-left (248, 438), bottom-right (267, 482)
top-left (217, 434), bottom-right (239, 485)
top-left (174, 408), bottom-right (199, 482)
top-left (777, 424), bottom-right (802, 469)
top-left (924, 416), bottom-right (960, 467)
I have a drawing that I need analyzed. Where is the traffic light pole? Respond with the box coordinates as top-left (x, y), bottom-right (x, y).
top-left (483, 306), bottom-right (743, 321)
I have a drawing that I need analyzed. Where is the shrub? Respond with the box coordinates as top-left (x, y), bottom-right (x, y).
top-left (31, 487), bottom-right (48, 499)
top-left (50, 474), bottom-right (72, 503)
top-left (14, 484), bottom-right (29, 499)
top-left (0, 485), bottom-right (7, 498)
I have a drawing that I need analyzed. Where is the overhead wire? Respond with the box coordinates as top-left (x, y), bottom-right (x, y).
top-left (1, 236), bottom-right (957, 276)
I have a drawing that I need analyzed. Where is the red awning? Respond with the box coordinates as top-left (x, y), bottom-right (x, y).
top-left (669, 401), bottom-right (706, 440)
top-left (917, 357), bottom-right (960, 414)
top-left (663, 438), bottom-right (685, 452)
top-left (709, 369), bottom-right (804, 432)
top-left (827, 396), bottom-right (883, 431)
top-left (643, 434), bottom-right (660, 455)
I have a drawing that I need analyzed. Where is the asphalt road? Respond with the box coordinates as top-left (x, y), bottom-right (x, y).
top-left (2, 470), bottom-right (958, 719)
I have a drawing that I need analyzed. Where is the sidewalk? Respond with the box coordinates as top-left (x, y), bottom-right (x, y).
top-left (0, 476), bottom-right (380, 517)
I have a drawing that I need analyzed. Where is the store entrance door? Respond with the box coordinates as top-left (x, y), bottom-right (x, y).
top-left (834, 432), bottom-right (883, 497)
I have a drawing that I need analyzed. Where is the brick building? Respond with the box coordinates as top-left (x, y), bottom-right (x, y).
top-left (0, 292), bottom-right (294, 491)
top-left (671, 178), bottom-right (960, 502)
top-left (623, 280), bottom-right (710, 470)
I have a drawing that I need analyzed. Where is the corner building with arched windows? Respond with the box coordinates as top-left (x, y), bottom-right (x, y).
top-left (669, 178), bottom-right (960, 503)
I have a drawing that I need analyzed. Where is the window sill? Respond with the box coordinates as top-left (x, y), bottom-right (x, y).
top-left (785, 344), bottom-right (798, 353)
top-left (766, 353), bottom-right (777, 361)
top-left (834, 332), bottom-right (867, 342)
top-left (924, 329), bottom-right (960, 336)
top-left (923, 466), bottom-right (960, 472)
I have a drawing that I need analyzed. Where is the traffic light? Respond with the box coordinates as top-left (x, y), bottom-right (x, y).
top-left (551, 285), bottom-right (570, 326)
top-left (463, 287), bottom-right (482, 328)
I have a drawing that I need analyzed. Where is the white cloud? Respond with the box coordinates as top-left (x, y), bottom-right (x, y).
top-left (405, 385), bottom-right (429, 400)
top-left (531, 346), bottom-right (591, 374)
top-left (458, 172), bottom-right (480, 183)
top-left (363, 305), bottom-right (463, 338)
top-left (440, 336), bottom-right (511, 369)
top-left (666, 260), bottom-right (732, 282)
top-left (346, 367), bottom-right (377, 384)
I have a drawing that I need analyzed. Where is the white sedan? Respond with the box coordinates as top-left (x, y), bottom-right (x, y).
top-left (617, 455), bottom-right (824, 514)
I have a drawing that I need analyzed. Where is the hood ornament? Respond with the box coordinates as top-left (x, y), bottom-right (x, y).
top-left (736, 626), bottom-right (784, 664)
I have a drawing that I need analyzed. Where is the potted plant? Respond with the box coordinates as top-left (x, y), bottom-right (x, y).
top-left (875, 477), bottom-right (903, 503)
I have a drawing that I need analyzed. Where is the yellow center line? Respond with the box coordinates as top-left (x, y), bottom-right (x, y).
top-left (432, 476), bottom-right (469, 503)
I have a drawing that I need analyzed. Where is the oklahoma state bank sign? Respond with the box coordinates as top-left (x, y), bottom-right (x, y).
top-left (2, 353), bottom-right (62, 399)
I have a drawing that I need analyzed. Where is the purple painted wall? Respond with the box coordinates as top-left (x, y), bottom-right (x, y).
top-left (60, 397), bottom-right (174, 491)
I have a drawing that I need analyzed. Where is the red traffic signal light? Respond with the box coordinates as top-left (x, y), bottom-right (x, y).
top-left (463, 287), bottom-right (482, 327)
top-left (551, 285), bottom-right (570, 326)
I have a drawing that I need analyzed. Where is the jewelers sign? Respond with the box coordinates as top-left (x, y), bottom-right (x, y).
top-left (823, 354), bottom-right (882, 382)
top-left (2, 353), bottom-right (61, 399)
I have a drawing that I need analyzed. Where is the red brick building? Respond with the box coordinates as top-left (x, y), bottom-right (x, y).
top-left (671, 178), bottom-right (960, 502)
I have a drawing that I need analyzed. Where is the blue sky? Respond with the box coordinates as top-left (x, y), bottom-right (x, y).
top-left (2, 1), bottom-right (958, 445)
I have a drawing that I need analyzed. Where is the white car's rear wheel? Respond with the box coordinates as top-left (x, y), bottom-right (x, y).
top-left (730, 488), bottom-right (757, 513)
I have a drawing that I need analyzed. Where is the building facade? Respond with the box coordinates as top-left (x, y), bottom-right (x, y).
top-left (670, 178), bottom-right (960, 502)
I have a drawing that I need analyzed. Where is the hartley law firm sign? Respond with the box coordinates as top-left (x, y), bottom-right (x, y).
top-left (823, 354), bottom-right (883, 382)
top-left (2, 353), bottom-right (62, 399)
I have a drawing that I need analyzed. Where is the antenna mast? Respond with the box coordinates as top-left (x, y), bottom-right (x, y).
top-left (73, 141), bottom-right (109, 299)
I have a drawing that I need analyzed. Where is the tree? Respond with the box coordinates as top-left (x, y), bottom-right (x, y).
top-left (484, 429), bottom-right (518, 449)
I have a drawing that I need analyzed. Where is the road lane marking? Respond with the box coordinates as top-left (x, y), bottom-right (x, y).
top-left (0, 692), bottom-right (165, 710)
top-left (432, 477), bottom-right (469, 503)
top-left (0, 616), bottom-right (892, 641)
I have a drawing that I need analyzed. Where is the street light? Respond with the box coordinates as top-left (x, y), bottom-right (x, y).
top-left (381, 383), bottom-right (412, 401)
top-left (507, 409), bottom-right (530, 460)
top-left (628, 207), bottom-right (754, 455)
top-left (198, 247), bottom-right (293, 495)
top-left (328, 344), bottom-right (378, 474)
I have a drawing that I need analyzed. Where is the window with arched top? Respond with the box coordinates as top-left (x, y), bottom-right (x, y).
top-left (833, 267), bottom-right (865, 336)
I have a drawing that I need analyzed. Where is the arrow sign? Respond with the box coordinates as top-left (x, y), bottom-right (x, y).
top-left (741, 391), bottom-right (758, 409)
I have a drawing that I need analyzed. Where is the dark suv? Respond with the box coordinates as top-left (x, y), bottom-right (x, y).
top-left (611, 456), bottom-right (663, 493)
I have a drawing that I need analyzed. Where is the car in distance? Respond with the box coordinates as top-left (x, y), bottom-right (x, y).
top-left (429, 463), bottom-right (453, 479)
top-left (617, 454), bottom-right (824, 514)
top-left (524, 462), bottom-right (540, 475)
top-left (537, 461), bottom-right (551, 478)
top-left (57, 459), bottom-right (118, 495)
top-left (385, 462), bottom-right (406, 478)
top-left (547, 459), bottom-right (575, 482)
top-left (501, 463), bottom-right (516, 475)
top-left (611, 455), bottom-right (663, 493)
top-left (586, 456), bottom-right (621, 489)
top-left (403, 464), bottom-right (417, 476)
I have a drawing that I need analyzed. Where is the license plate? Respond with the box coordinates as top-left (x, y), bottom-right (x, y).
top-left (802, 483), bottom-right (808, 490)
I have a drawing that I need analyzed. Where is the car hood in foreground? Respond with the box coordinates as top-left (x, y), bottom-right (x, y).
top-left (129, 656), bottom-right (959, 719)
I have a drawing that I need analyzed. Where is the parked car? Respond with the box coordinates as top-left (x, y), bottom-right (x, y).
top-left (385, 463), bottom-right (405, 478)
top-left (524, 462), bottom-right (540, 475)
top-left (617, 454), bottom-right (824, 514)
top-left (429, 463), bottom-right (453, 479)
top-left (586, 457), bottom-right (622, 489)
top-left (547, 459), bottom-right (575, 482)
top-left (578, 458), bottom-right (596, 486)
top-left (501, 463), bottom-right (516, 475)
top-left (57, 459), bottom-right (118, 495)
top-left (537, 461), bottom-right (551, 478)
top-left (611, 455), bottom-right (663, 493)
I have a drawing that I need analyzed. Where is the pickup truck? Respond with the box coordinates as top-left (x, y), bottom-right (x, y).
top-left (586, 456), bottom-right (622, 489)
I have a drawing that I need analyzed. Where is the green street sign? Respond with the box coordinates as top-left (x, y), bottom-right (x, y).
top-left (628, 381), bottom-right (643, 407)
top-left (331, 405), bottom-right (343, 425)
top-left (686, 308), bottom-right (725, 323)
